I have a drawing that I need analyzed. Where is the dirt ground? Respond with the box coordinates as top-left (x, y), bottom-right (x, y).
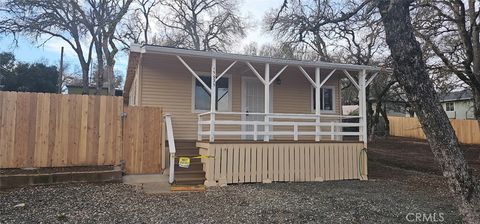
top-left (0, 137), bottom-right (477, 223)
top-left (368, 136), bottom-right (480, 177)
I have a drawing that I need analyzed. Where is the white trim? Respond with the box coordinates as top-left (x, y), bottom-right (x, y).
top-left (343, 70), bottom-right (359, 90)
top-left (216, 61), bottom-right (237, 81)
top-left (246, 62), bottom-right (266, 84)
top-left (264, 63), bottom-right (270, 141)
top-left (269, 65), bottom-right (288, 85)
top-left (319, 69), bottom-right (336, 88)
top-left (310, 85), bottom-right (336, 114)
top-left (366, 72), bottom-right (379, 87)
top-left (197, 112), bottom-right (363, 141)
top-left (241, 76), bottom-right (273, 139)
top-left (191, 72), bottom-right (232, 113)
top-left (164, 114), bottom-right (176, 184)
top-left (315, 67), bottom-right (321, 142)
top-left (358, 70), bottom-right (368, 147)
top-left (298, 66), bottom-right (317, 88)
top-left (177, 56), bottom-right (211, 93)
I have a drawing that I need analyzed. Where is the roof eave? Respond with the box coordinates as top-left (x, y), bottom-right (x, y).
top-left (140, 45), bottom-right (390, 73)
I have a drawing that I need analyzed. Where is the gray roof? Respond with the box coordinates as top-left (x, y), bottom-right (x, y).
top-left (440, 90), bottom-right (473, 102)
top-left (131, 44), bottom-right (391, 72)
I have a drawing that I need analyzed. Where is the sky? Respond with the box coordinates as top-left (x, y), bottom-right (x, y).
top-left (0, 0), bottom-right (279, 82)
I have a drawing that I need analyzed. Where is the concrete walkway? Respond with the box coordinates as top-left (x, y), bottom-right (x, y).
top-left (123, 174), bottom-right (171, 194)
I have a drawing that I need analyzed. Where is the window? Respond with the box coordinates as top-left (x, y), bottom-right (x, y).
top-left (193, 75), bottom-right (230, 111)
top-left (445, 102), bottom-right (455, 111)
top-left (312, 86), bottom-right (335, 111)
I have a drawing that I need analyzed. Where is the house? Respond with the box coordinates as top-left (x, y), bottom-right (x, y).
top-left (439, 90), bottom-right (475, 120)
top-left (66, 85), bottom-right (109, 95)
top-left (66, 85), bottom-right (123, 96)
top-left (124, 44), bottom-right (387, 186)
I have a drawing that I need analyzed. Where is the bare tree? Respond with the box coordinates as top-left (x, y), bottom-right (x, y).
top-left (244, 41), bottom-right (328, 62)
top-left (156, 0), bottom-right (246, 51)
top-left (270, 0), bottom-right (479, 222)
top-left (120, 0), bottom-right (162, 45)
top-left (265, 0), bottom-right (372, 61)
top-left (413, 0), bottom-right (480, 120)
top-left (0, 0), bottom-right (95, 94)
top-left (72, 0), bottom-right (133, 95)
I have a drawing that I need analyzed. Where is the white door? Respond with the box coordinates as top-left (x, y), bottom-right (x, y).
top-left (242, 77), bottom-right (266, 139)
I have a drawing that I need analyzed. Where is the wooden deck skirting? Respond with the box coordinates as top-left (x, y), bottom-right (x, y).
top-left (197, 142), bottom-right (367, 186)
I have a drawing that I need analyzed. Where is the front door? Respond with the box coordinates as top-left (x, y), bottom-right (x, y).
top-left (242, 77), bottom-right (266, 139)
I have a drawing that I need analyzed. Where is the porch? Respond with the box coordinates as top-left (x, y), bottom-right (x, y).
top-left (127, 45), bottom-right (388, 186)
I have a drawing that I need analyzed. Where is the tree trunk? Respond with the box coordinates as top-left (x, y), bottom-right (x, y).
top-left (379, 105), bottom-right (390, 137)
top-left (106, 64), bottom-right (115, 95)
top-left (377, 0), bottom-right (479, 222)
top-left (369, 101), bottom-right (382, 141)
top-left (367, 100), bottom-right (375, 136)
top-left (472, 87), bottom-right (480, 120)
top-left (81, 63), bottom-right (89, 95)
top-left (95, 41), bottom-right (104, 96)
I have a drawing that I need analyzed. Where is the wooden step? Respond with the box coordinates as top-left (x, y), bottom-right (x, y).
top-left (175, 176), bottom-right (205, 185)
top-left (170, 140), bottom-right (197, 150)
top-left (171, 185), bottom-right (205, 192)
top-left (175, 149), bottom-right (199, 157)
top-left (174, 162), bottom-right (203, 170)
top-left (175, 171), bottom-right (205, 178)
top-left (175, 169), bottom-right (204, 175)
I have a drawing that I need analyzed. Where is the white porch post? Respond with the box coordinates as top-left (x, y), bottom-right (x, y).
top-left (315, 67), bottom-right (321, 142)
top-left (264, 63), bottom-right (270, 142)
top-left (358, 69), bottom-right (367, 147)
top-left (210, 58), bottom-right (217, 142)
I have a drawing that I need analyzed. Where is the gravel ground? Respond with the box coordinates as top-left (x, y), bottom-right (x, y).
top-left (1, 162), bottom-right (462, 223)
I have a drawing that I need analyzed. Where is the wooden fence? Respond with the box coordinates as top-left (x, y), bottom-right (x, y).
top-left (123, 106), bottom-right (163, 174)
top-left (0, 91), bottom-right (163, 174)
top-left (198, 142), bottom-right (366, 186)
top-left (389, 116), bottom-right (480, 144)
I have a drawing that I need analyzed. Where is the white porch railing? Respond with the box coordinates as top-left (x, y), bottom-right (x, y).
top-left (198, 112), bottom-right (363, 142)
top-left (164, 114), bottom-right (176, 184)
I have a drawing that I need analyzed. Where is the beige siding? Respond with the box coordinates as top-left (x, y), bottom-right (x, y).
top-left (139, 54), bottom-right (343, 140)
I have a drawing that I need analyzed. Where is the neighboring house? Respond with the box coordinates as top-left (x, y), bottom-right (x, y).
top-left (124, 44), bottom-right (386, 186)
top-left (67, 85), bottom-right (109, 95)
top-left (66, 85), bottom-right (123, 96)
top-left (439, 90), bottom-right (475, 120)
top-left (342, 105), bottom-right (358, 115)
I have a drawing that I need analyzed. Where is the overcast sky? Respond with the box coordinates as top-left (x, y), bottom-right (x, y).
top-left (0, 0), bottom-right (279, 80)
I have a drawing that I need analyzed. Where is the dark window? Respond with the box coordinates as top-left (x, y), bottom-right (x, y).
top-left (195, 76), bottom-right (229, 111)
top-left (312, 87), bottom-right (334, 111)
top-left (445, 102), bottom-right (454, 111)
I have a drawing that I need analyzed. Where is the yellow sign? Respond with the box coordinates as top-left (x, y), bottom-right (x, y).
top-left (178, 157), bottom-right (190, 168)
